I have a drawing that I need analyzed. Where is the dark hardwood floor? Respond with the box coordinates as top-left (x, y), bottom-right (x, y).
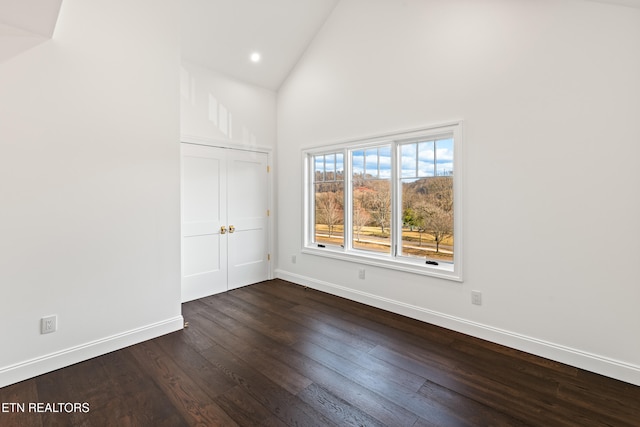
top-left (1, 279), bottom-right (638, 426)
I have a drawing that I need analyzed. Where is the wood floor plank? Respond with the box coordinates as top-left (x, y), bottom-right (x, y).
top-left (302, 329), bottom-right (427, 392)
top-left (31, 371), bottom-right (68, 427)
top-left (232, 288), bottom-right (379, 353)
top-left (370, 343), bottom-right (576, 426)
top-left (184, 308), bottom-right (335, 426)
top-left (174, 308), bottom-right (218, 353)
top-left (197, 342), bottom-right (337, 427)
top-left (556, 378), bottom-right (640, 427)
top-left (154, 331), bottom-right (239, 398)
top-left (186, 309), bottom-right (314, 396)
top-left (291, 339), bottom-right (469, 426)
top-left (296, 382), bottom-right (387, 427)
top-left (64, 353), bottom-right (134, 427)
top-left (191, 300), bottom-right (419, 426)
top-left (214, 385), bottom-right (289, 427)
top-left (418, 379), bottom-right (529, 427)
top-left (1, 279), bottom-right (638, 426)
top-left (0, 380), bottom-right (43, 427)
top-left (254, 280), bottom-right (465, 354)
top-left (96, 350), bottom-right (190, 427)
top-left (200, 292), bottom-right (303, 346)
top-left (450, 335), bottom-right (579, 378)
top-left (224, 289), bottom-right (426, 393)
top-left (128, 340), bottom-right (239, 426)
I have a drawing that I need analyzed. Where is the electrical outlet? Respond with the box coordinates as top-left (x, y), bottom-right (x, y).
top-left (41, 315), bottom-right (57, 334)
top-left (291, 255), bottom-right (297, 264)
top-left (471, 291), bottom-right (482, 306)
top-left (358, 268), bottom-right (365, 279)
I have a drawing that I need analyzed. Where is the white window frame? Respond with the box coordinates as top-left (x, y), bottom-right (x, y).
top-left (302, 121), bottom-right (463, 282)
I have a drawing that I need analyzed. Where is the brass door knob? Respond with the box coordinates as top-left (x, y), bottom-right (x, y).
top-left (220, 225), bottom-right (227, 234)
top-left (229, 225), bottom-right (235, 233)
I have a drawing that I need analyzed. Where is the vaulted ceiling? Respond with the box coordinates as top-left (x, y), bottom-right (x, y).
top-left (181, 0), bottom-right (339, 90)
top-left (180, 0), bottom-right (640, 91)
top-left (2, 0), bottom-right (639, 88)
top-left (0, 0), bottom-right (62, 63)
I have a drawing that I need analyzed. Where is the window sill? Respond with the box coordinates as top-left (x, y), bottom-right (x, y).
top-left (301, 245), bottom-right (462, 282)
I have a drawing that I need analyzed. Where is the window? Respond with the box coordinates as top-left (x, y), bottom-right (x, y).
top-left (352, 146), bottom-right (391, 254)
top-left (313, 152), bottom-right (344, 247)
top-left (304, 122), bottom-right (462, 281)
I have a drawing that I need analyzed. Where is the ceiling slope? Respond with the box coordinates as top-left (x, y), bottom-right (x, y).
top-left (0, 0), bottom-right (63, 37)
top-left (0, 0), bottom-right (63, 63)
top-left (181, 0), bottom-right (339, 90)
top-left (585, 0), bottom-right (640, 7)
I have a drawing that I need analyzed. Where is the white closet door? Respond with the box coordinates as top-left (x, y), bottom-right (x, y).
top-left (181, 144), bottom-right (270, 302)
top-left (227, 149), bottom-right (269, 290)
top-left (181, 144), bottom-right (228, 302)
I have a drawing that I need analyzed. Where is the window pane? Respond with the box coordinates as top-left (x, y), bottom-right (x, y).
top-left (336, 153), bottom-right (344, 181)
top-left (365, 148), bottom-right (378, 178)
top-left (352, 144), bottom-right (392, 255)
top-left (353, 180), bottom-right (391, 254)
top-left (418, 141), bottom-right (435, 177)
top-left (401, 144), bottom-right (417, 178)
top-left (401, 149), bottom-right (454, 264)
top-left (352, 150), bottom-right (364, 178)
top-left (314, 155), bottom-right (325, 182)
top-left (325, 154), bottom-right (335, 181)
top-left (313, 153), bottom-right (344, 247)
top-left (379, 146), bottom-right (391, 179)
top-left (435, 138), bottom-right (454, 176)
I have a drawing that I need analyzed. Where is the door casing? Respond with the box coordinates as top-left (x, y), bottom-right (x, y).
top-left (180, 142), bottom-right (271, 302)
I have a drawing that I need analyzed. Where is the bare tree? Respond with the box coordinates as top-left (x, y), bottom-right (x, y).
top-left (353, 201), bottom-right (371, 242)
top-left (363, 181), bottom-right (391, 234)
top-left (401, 176), bottom-right (453, 251)
top-left (419, 204), bottom-right (453, 253)
top-left (425, 177), bottom-right (453, 213)
top-left (315, 190), bottom-right (343, 238)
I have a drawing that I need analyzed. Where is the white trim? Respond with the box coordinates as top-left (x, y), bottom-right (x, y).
top-left (301, 121), bottom-right (463, 152)
top-left (274, 269), bottom-right (640, 387)
top-left (301, 246), bottom-right (459, 281)
top-left (181, 134), bottom-right (272, 155)
top-left (0, 316), bottom-right (184, 388)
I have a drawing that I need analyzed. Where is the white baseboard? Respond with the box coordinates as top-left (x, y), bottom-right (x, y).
top-left (0, 316), bottom-right (184, 388)
top-left (275, 269), bottom-right (640, 387)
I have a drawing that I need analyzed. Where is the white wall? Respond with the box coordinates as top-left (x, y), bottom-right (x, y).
top-left (276, 0), bottom-right (640, 385)
top-left (181, 60), bottom-right (277, 150)
top-left (0, 0), bottom-right (182, 387)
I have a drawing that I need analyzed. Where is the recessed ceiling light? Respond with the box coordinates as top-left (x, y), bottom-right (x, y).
top-left (250, 52), bottom-right (261, 63)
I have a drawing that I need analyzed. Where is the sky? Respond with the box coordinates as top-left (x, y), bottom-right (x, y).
top-left (315, 138), bottom-right (454, 181)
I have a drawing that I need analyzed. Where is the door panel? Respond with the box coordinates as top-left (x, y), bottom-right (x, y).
top-left (228, 230), bottom-right (265, 267)
top-left (181, 234), bottom-right (225, 299)
top-left (181, 145), bottom-right (227, 302)
top-left (227, 150), bottom-right (269, 290)
top-left (182, 155), bottom-right (221, 225)
top-left (182, 234), bottom-right (222, 277)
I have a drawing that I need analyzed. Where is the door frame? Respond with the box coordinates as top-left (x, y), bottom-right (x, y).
top-left (180, 136), bottom-right (274, 284)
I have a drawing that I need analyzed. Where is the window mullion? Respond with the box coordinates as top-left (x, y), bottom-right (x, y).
top-left (433, 141), bottom-right (437, 176)
top-left (391, 141), bottom-right (399, 259)
top-left (344, 148), bottom-right (353, 251)
top-left (307, 154), bottom-right (315, 246)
